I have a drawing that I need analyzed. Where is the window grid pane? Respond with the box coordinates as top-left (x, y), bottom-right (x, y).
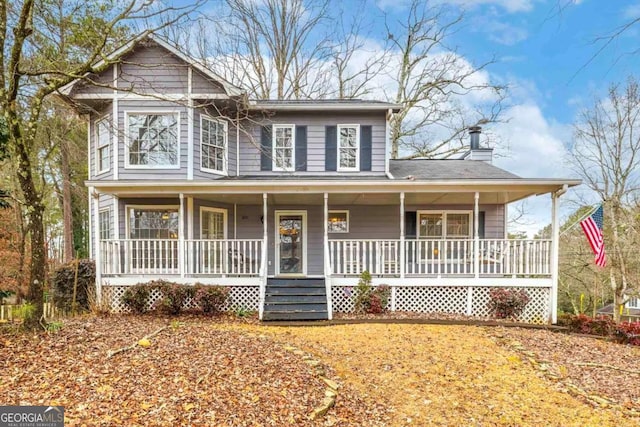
top-left (419, 214), bottom-right (443, 238)
top-left (201, 118), bottom-right (226, 172)
top-left (338, 126), bottom-right (358, 169)
top-left (129, 209), bottom-right (179, 239)
top-left (99, 210), bottom-right (111, 240)
top-left (202, 211), bottom-right (225, 239)
top-left (274, 126), bottom-right (294, 170)
top-left (446, 214), bottom-right (470, 238)
top-left (128, 114), bottom-right (178, 166)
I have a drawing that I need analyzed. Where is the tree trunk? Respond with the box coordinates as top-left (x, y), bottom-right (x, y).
top-left (61, 139), bottom-right (74, 262)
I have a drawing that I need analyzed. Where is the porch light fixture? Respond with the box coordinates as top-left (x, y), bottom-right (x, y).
top-left (162, 212), bottom-right (170, 220)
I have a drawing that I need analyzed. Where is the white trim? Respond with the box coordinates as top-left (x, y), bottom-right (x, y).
top-left (417, 210), bottom-right (473, 239)
top-left (102, 276), bottom-right (262, 286)
top-left (327, 210), bottom-right (349, 233)
top-left (275, 210), bottom-right (308, 276)
top-left (330, 277), bottom-right (553, 287)
top-left (124, 204), bottom-right (180, 239)
top-left (337, 124), bottom-right (360, 172)
top-left (250, 103), bottom-right (402, 112)
top-left (68, 93), bottom-right (232, 100)
top-left (91, 189), bottom-right (102, 303)
top-left (87, 119), bottom-right (92, 178)
top-left (95, 116), bottom-right (111, 175)
top-left (272, 124), bottom-right (296, 172)
top-left (199, 207), bottom-right (228, 239)
top-left (187, 66), bottom-right (194, 181)
top-left (88, 188), bottom-right (93, 259)
top-left (199, 115), bottom-right (228, 175)
top-left (187, 197), bottom-right (194, 240)
top-left (113, 196), bottom-right (119, 240)
top-left (112, 64), bottom-right (118, 180)
top-left (123, 110), bottom-right (181, 170)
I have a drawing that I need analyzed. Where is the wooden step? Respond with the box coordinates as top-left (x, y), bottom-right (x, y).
top-left (262, 310), bottom-right (328, 321)
top-left (264, 302), bottom-right (327, 312)
top-left (265, 287), bottom-right (326, 296)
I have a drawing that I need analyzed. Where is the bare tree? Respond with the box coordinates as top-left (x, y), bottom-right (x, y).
top-left (386, 0), bottom-right (506, 159)
top-left (570, 77), bottom-right (640, 321)
top-left (0, 0), bottom-right (201, 328)
top-left (199, 0), bottom-right (331, 100)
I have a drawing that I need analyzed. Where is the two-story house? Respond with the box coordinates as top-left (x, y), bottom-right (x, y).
top-left (59, 34), bottom-right (579, 323)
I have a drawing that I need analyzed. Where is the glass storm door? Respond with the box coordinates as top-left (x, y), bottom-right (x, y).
top-left (276, 212), bottom-right (306, 275)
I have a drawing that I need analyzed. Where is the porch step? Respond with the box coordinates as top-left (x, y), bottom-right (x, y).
top-left (263, 278), bottom-right (328, 321)
top-left (262, 310), bottom-right (328, 321)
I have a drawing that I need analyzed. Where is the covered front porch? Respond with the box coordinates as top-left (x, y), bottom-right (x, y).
top-left (89, 179), bottom-right (573, 323)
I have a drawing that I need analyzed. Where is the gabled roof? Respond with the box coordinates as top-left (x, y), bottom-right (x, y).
top-left (250, 99), bottom-right (402, 112)
top-left (389, 159), bottom-right (520, 180)
top-left (57, 32), bottom-right (244, 98)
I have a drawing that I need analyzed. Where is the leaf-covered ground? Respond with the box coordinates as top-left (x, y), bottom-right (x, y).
top-left (1, 317), bottom-right (638, 426)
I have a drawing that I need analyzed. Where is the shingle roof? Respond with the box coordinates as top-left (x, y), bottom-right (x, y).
top-left (389, 159), bottom-right (520, 180)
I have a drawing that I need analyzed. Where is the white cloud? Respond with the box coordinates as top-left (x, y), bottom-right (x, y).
top-left (483, 19), bottom-right (529, 45)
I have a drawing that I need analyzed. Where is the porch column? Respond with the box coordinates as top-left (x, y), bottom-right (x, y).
top-left (474, 192), bottom-right (480, 279)
top-left (179, 193), bottom-right (185, 278)
top-left (262, 193), bottom-right (268, 271)
top-left (91, 188), bottom-right (102, 304)
top-left (550, 191), bottom-right (561, 324)
top-left (324, 192), bottom-right (333, 320)
top-left (396, 192), bottom-right (405, 311)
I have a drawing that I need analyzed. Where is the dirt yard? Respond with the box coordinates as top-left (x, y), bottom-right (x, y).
top-left (1, 316), bottom-right (638, 426)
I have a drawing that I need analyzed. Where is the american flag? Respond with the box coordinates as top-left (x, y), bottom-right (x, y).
top-left (580, 205), bottom-right (606, 267)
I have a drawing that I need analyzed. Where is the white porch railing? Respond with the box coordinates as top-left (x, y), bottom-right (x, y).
top-left (329, 240), bottom-right (401, 276)
top-left (328, 238), bottom-right (552, 277)
top-left (185, 239), bottom-right (263, 275)
top-left (405, 239), bottom-right (474, 275)
top-left (100, 239), bottom-right (263, 276)
top-left (479, 239), bottom-right (551, 276)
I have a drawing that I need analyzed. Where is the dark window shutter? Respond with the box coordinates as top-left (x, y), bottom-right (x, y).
top-left (325, 125), bottom-right (337, 171)
top-left (405, 211), bottom-right (417, 239)
top-left (295, 126), bottom-right (307, 171)
top-left (360, 125), bottom-right (372, 171)
top-left (478, 211), bottom-right (485, 239)
top-left (260, 126), bottom-right (272, 171)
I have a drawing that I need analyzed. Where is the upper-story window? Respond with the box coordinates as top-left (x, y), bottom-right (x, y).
top-left (95, 118), bottom-right (110, 174)
top-left (201, 116), bottom-right (227, 174)
top-left (273, 124), bottom-right (295, 171)
top-left (337, 124), bottom-right (359, 171)
top-left (126, 113), bottom-right (179, 168)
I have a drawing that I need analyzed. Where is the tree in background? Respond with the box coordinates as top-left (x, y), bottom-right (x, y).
top-left (0, 0), bottom-right (201, 329)
top-left (569, 77), bottom-right (640, 321)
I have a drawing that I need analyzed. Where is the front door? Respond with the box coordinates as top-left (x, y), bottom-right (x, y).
top-left (275, 211), bottom-right (307, 276)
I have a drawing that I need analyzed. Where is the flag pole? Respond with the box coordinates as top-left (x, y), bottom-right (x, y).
top-left (559, 204), bottom-right (600, 237)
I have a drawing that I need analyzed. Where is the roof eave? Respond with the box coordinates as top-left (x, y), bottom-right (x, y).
top-left (248, 103), bottom-right (403, 112)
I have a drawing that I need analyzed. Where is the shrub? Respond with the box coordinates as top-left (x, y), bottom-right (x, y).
top-left (193, 284), bottom-right (229, 314)
top-left (615, 322), bottom-right (640, 346)
top-left (122, 283), bottom-right (152, 314)
top-left (152, 280), bottom-right (195, 315)
top-left (353, 271), bottom-right (390, 314)
top-left (487, 288), bottom-right (530, 320)
top-left (558, 313), bottom-right (616, 336)
top-left (51, 259), bottom-right (95, 313)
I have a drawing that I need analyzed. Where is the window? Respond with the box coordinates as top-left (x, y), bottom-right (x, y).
top-left (127, 207), bottom-right (179, 239)
top-left (418, 211), bottom-right (472, 239)
top-left (98, 209), bottom-right (111, 240)
top-left (201, 208), bottom-right (227, 239)
top-left (328, 210), bottom-right (349, 233)
top-left (96, 118), bottom-right (110, 174)
top-left (126, 113), bottom-right (178, 167)
top-left (337, 124), bottom-right (359, 171)
top-left (201, 116), bottom-right (227, 173)
top-left (273, 125), bottom-right (295, 171)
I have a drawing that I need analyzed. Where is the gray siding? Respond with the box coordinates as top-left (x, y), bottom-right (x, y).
top-left (192, 69), bottom-right (226, 93)
top-left (90, 193), bottom-right (114, 257)
top-left (118, 42), bottom-right (188, 94)
top-left (72, 66), bottom-right (115, 95)
top-left (238, 112), bottom-right (387, 175)
top-left (192, 107), bottom-right (238, 180)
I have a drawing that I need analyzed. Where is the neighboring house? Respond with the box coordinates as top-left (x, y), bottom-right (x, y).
top-left (597, 297), bottom-right (640, 322)
top-left (59, 34), bottom-right (579, 323)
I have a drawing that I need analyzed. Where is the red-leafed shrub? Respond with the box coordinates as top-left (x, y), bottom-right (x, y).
top-left (487, 288), bottom-right (530, 320)
top-left (615, 322), bottom-right (640, 346)
top-left (558, 313), bottom-right (617, 336)
top-left (193, 284), bottom-right (229, 314)
top-left (353, 271), bottom-right (390, 314)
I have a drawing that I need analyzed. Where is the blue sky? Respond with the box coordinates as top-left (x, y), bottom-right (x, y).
top-left (179, 0), bottom-right (638, 232)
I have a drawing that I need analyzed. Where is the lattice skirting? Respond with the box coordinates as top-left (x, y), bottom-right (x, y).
top-left (331, 285), bottom-right (551, 324)
top-left (102, 285), bottom-right (260, 313)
